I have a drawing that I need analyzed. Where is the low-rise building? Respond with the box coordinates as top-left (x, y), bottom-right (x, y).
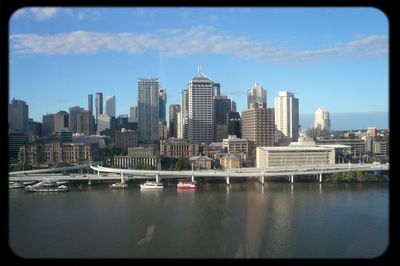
top-left (220, 154), bottom-right (242, 169)
top-left (160, 138), bottom-right (199, 158)
top-left (190, 155), bottom-right (212, 170)
top-left (222, 135), bottom-right (248, 155)
top-left (315, 138), bottom-right (365, 157)
top-left (113, 147), bottom-right (158, 169)
top-left (256, 146), bottom-right (335, 168)
top-left (114, 128), bottom-right (138, 151)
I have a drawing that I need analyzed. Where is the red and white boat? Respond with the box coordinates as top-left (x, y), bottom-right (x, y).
top-left (177, 180), bottom-right (197, 189)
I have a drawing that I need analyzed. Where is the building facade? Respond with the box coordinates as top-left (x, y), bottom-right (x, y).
top-left (159, 89), bottom-right (167, 123)
top-left (274, 91), bottom-right (299, 141)
top-left (214, 95), bottom-right (231, 142)
top-left (114, 129), bottom-right (139, 151)
top-left (222, 135), bottom-right (248, 155)
top-left (88, 94), bottom-right (93, 114)
top-left (76, 110), bottom-right (95, 136)
top-left (247, 83), bottom-right (267, 109)
top-left (228, 112), bottom-right (242, 138)
top-left (256, 146), bottom-right (335, 168)
top-left (104, 96), bottom-right (116, 118)
top-left (187, 68), bottom-right (215, 144)
top-left (242, 107), bottom-right (276, 156)
top-left (42, 113), bottom-right (55, 137)
top-left (168, 104), bottom-right (181, 138)
top-left (9, 98), bottom-right (29, 132)
top-left (54, 111), bottom-right (69, 133)
top-left (138, 78), bottom-right (160, 144)
top-left (160, 138), bottom-right (200, 158)
top-left (95, 92), bottom-right (103, 125)
top-left (69, 106), bottom-right (84, 133)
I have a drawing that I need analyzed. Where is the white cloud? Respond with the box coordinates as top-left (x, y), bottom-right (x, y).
top-left (30, 7), bottom-right (59, 21)
top-left (10, 27), bottom-right (388, 63)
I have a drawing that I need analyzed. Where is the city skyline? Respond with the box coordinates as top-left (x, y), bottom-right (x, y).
top-left (9, 7), bottom-right (388, 128)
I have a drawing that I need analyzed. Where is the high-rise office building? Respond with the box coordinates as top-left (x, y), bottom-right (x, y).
top-left (314, 107), bottom-right (330, 136)
top-left (88, 94), bottom-right (93, 114)
top-left (179, 90), bottom-right (189, 139)
top-left (169, 104), bottom-right (181, 138)
top-left (228, 111), bottom-right (242, 138)
top-left (95, 92), bottom-right (103, 124)
top-left (54, 111), bottom-right (69, 132)
top-left (28, 119), bottom-right (42, 138)
top-left (69, 106), bottom-right (84, 133)
top-left (274, 91), bottom-right (299, 141)
top-left (187, 68), bottom-right (215, 144)
top-left (213, 83), bottom-right (220, 96)
top-left (214, 95), bottom-right (231, 142)
top-left (242, 106), bottom-right (276, 158)
top-left (105, 95), bottom-right (116, 118)
top-left (42, 113), bottom-right (55, 137)
top-left (138, 78), bottom-right (159, 144)
top-left (231, 100), bottom-right (237, 112)
top-left (97, 114), bottom-right (112, 135)
top-left (159, 89), bottom-right (167, 123)
top-left (8, 98), bottom-right (29, 132)
top-left (129, 106), bottom-right (138, 123)
top-left (247, 83), bottom-right (267, 109)
top-left (77, 110), bottom-right (95, 136)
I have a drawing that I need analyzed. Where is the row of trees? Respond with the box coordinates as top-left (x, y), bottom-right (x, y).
top-left (324, 171), bottom-right (383, 183)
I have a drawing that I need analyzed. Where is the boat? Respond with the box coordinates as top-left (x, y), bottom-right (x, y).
top-left (56, 181), bottom-right (69, 185)
top-left (110, 182), bottom-right (128, 189)
top-left (25, 184), bottom-right (69, 192)
top-left (9, 182), bottom-right (25, 189)
top-left (177, 180), bottom-right (197, 189)
top-left (22, 181), bottom-right (36, 186)
top-left (140, 181), bottom-right (163, 189)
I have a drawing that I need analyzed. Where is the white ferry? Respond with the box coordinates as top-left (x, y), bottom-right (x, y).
top-left (140, 181), bottom-right (163, 189)
top-left (177, 180), bottom-right (197, 189)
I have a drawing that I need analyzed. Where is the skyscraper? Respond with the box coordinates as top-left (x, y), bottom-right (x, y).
top-left (214, 95), bottom-right (231, 142)
top-left (77, 110), bottom-right (95, 136)
top-left (274, 91), bottom-right (299, 141)
top-left (8, 98), bottom-right (29, 132)
top-left (88, 94), bottom-right (93, 114)
top-left (42, 113), bottom-right (55, 137)
top-left (69, 106), bottom-right (84, 133)
top-left (228, 111), bottom-right (242, 138)
top-left (95, 92), bottom-right (103, 124)
top-left (159, 89), bottom-right (167, 123)
top-left (247, 83), bottom-right (267, 109)
top-left (138, 78), bottom-right (159, 144)
top-left (179, 90), bottom-right (189, 139)
top-left (187, 68), bottom-right (215, 144)
top-left (129, 106), bottom-right (138, 123)
top-left (54, 111), bottom-right (69, 132)
top-left (242, 106), bottom-right (276, 159)
top-left (314, 107), bottom-right (330, 136)
top-left (231, 100), bottom-right (237, 112)
top-left (105, 96), bottom-right (116, 118)
top-left (168, 104), bottom-right (181, 138)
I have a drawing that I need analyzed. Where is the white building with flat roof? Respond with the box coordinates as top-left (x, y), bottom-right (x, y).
top-left (256, 146), bottom-right (335, 168)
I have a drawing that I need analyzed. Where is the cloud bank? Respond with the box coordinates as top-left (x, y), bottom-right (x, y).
top-left (10, 26), bottom-right (388, 62)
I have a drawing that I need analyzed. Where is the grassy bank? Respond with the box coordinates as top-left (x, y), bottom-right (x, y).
top-left (324, 171), bottom-right (386, 183)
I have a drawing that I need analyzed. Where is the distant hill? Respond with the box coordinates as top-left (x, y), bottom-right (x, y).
top-left (300, 111), bottom-right (389, 131)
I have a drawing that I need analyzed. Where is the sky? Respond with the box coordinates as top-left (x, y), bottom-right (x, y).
top-left (9, 7), bottom-right (389, 130)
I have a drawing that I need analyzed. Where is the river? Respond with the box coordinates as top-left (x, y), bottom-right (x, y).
top-left (8, 181), bottom-right (389, 258)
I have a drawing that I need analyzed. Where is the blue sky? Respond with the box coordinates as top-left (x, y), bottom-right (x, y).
top-left (9, 7), bottom-right (389, 129)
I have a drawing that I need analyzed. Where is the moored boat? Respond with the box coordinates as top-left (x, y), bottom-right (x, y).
top-left (25, 184), bottom-right (69, 192)
top-left (140, 181), bottom-right (163, 189)
top-left (110, 182), bottom-right (128, 189)
top-left (9, 182), bottom-right (25, 189)
top-left (177, 180), bottom-right (197, 189)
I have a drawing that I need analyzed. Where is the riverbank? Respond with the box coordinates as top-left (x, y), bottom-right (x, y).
top-left (324, 171), bottom-right (388, 183)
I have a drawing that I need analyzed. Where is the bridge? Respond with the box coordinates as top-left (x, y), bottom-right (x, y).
top-left (9, 163), bottom-right (389, 185)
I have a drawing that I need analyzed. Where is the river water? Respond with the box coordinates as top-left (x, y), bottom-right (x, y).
top-left (8, 181), bottom-right (389, 259)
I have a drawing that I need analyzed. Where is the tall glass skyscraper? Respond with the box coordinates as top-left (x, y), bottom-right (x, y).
top-left (138, 78), bottom-right (159, 144)
top-left (159, 89), bottom-right (167, 123)
top-left (105, 96), bottom-right (116, 118)
top-left (88, 94), bottom-right (93, 114)
top-left (95, 92), bottom-right (103, 124)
